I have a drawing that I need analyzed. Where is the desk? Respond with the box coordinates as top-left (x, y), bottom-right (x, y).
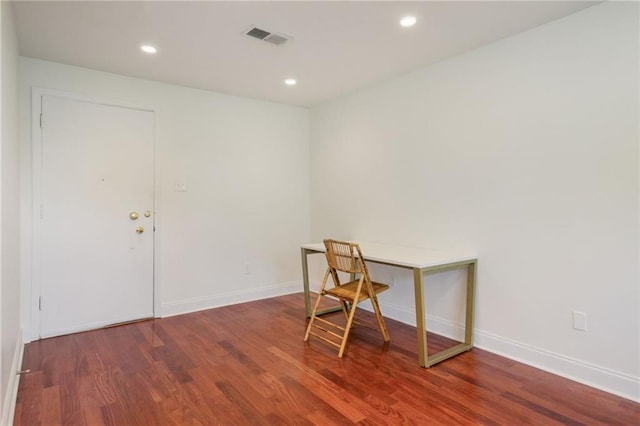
top-left (301, 242), bottom-right (477, 368)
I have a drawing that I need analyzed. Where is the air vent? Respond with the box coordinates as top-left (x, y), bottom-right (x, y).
top-left (244, 26), bottom-right (292, 46)
top-left (246, 27), bottom-right (271, 40)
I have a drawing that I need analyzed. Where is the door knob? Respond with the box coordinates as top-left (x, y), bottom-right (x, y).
top-left (129, 212), bottom-right (139, 220)
top-left (136, 226), bottom-right (144, 234)
top-left (144, 210), bottom-right (152, 218)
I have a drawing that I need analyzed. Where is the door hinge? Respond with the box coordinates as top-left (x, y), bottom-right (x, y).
top-left (40, 114), bottom-right (44, 129)
top-left (38, 296), bottom-right (42, 311)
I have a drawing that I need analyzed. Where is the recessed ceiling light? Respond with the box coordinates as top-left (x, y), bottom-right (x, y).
top-left (284, 78), bottom-right (297, 86)
top-left (140, 44), bottom-right (157, 54)
top-left (400, 16), bottom-right (417, 28)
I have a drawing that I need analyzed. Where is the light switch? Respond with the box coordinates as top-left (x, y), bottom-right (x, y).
top-left (173, 178), bottom-right (187, 192)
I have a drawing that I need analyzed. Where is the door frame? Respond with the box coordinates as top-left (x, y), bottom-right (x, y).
top-left (30, 87), bottom-right (161, 340)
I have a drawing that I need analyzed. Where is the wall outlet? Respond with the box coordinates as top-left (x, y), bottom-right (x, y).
top-left (173, 178), bottom-right (187, 192)
top-left (573, 311), bottom-right (587, 331)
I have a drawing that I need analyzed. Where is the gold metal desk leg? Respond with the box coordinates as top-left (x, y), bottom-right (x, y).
top-left (464, 260), bottom-right (477, 346)
top-left (302, 248), bottom-right (343, 318)
top-left (301, 248), bottom-right (312, 317)
top-left (413, 261), bottom-right (477, 368)
top-left (413, 267), bottom-right (427, 367)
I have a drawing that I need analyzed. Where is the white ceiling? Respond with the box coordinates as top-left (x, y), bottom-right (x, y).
top-left (12, 1), bottom-right (597, 107)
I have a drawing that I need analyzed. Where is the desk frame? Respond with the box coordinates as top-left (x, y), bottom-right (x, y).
top-left (301, 246), bottom-right (477, 368)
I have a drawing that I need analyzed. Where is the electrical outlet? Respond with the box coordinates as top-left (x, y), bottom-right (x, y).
top-left (173, 178), bottom-right (187, 192)
top-left (573, 311), bottom-right (587, 331)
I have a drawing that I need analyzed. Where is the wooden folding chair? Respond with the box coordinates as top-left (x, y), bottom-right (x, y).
top-left (304, 239), bottom-right (390, 357)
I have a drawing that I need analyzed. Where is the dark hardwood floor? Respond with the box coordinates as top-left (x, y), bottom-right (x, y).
top-left (14, 293), bottom-right (640, 425)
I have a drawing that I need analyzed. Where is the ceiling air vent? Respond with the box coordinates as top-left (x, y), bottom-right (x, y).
top-left (244, 26), bottom-right (292, 46)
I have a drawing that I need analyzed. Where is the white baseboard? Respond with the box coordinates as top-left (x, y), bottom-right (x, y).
top-left (1, 333), bottom-right (24, 426)
top-left (378, 300), bottom-right (640, 402)
top-left (474, 329), bottom-right (640, 403)
top-left (161, 280), bottom-right (301, 317)
top-left (23, 282), bottom-right (304, 338)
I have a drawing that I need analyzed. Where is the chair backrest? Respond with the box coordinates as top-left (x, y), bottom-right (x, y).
top-left (323, 239), bottom-right (365, 274)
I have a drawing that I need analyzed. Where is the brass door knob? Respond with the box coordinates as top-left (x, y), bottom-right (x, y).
top-left (136, 226), bottom-right (144, 234)
top-left (129, 212), bottom-right (139, 220)
top-left (144, 210), bottom-right (152, 218)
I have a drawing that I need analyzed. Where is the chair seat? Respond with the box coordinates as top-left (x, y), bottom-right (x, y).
top-left (325, 280), bottom-right (389, 301)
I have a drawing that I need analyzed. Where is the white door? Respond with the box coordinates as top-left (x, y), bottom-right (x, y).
top-left (38, 95), bottom-right (154, 338)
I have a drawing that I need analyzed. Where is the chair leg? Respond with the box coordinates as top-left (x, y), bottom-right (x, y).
top-left (338, 299), bottom-right (359, 358)
top-left (337, 301), bottom-right (347, 320)
top-left (337, 277), bottom-right (364, 358)
top-left (304, 268), bottom-right (331, 342)
top-left (368, 286), bottom-right (390, 342)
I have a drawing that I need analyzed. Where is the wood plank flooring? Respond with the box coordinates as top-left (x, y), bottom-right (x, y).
top-left (14, 293), bottom-right (640, 425)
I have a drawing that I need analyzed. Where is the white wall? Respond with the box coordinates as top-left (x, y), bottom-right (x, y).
top-left (1, 1), bottom-right (21, 424)
top-left (19, 58), bottom-right (310, 336)
top-left (310, 2), bottom-right (639, 400)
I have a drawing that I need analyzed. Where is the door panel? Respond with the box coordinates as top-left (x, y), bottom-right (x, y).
top-left (39, 95), bottom-right (154, 338)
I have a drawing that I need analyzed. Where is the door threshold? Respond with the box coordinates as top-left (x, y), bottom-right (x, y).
top-left (103, 317), bottom-right (154, 329)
